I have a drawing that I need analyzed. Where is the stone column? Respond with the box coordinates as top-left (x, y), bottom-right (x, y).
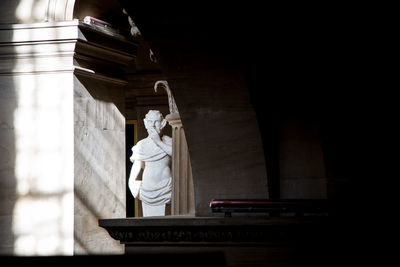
top-left (166, 113), bottom-right (195, 215)
top-left (0, 21), bottom-right (78, 256)
top-left (155, 81), bottom-right (195, 215)
top-left (0, 19), bottom-right (135, 255)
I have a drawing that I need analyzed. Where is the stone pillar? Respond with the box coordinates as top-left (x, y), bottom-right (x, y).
top-left (0, 19), bottom-right (135, 255)
top-left (166, 113), bottom-right (195, 215)
top-left (155, 81), bottom-right (195, 216)
top-left (0, 20), bottom-right (78, 256)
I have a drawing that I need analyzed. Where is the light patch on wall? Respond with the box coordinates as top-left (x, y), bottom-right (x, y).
top-left (12, 72), bottom-right (74, 255)
top-left (15, 0), bottom-right (48, 22)
top-left (12, 193), bottom-right (72, 255)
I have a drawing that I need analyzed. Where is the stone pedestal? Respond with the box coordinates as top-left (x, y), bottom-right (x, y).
top-left (166, 113), bottom-right (195, 215)
top-left (99, 216), bottom-right (329, 266)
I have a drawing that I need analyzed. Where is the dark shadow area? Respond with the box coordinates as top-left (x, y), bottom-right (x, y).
top-left (240, 4), bottom-right (360, 203)
top-left (125, 123), bottom-right (135, 217)
top-left (239, 5), bottom-right (371, 264)
top-left (123, 0), bottom-right (368, 210)
top-left (116, 2), bottom-right (376, 264)
top-left (0, 253), bottom-right (227, 267)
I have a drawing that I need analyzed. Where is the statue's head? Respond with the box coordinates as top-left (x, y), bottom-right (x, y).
top-left (144, 110), bottom-right (167, 134)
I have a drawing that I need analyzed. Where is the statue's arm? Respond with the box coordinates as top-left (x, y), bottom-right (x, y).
top-left (128, 160), bottom-right (143, 198)
top-left (155, 138), bottom-right (172, 156)
top-left (129, 160), bottom-right (143, 180)
top-left (150, 134), bottom-right (172, 157)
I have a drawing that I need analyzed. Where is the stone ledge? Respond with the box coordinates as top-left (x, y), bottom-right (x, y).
top-left (99, 216), bottom-right (327, 245)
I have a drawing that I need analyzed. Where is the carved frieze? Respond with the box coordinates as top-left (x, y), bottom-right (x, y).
top-left (99, 218), bottom-right (323, 245)
top-left (106, 227), bottom-right (280, 244)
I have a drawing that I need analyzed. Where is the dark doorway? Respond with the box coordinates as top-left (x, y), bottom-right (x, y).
top-left (125, 120), bottom-right (137, 217)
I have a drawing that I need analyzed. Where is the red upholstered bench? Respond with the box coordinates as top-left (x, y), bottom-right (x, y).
top-left (209, 199), bottom-right (328, 217)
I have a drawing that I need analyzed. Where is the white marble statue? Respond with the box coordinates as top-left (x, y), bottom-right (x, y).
top-left (128, 110), bottom-right (172, 217)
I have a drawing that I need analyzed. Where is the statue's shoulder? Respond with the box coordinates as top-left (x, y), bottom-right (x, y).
top-left (162, 135), bottom-right (172, 145)
top-left (132, 137), bottom-right (149, 151)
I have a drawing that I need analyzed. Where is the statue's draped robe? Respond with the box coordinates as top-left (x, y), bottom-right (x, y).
top-left (130, 136), bottom-right (172, 206)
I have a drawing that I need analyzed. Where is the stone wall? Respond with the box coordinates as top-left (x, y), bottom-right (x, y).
top-left (73, 75), bottom-right (125, 254)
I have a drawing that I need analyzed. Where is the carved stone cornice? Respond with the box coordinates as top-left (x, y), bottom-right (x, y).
top-left (165, 112), bottom-right (181, 128)
top-left (74, 22), bottom-right (137, 81)
top-left (73, 67), bottom-right (128, 85)
top-left (0, 20), bottom-right (137, 79)
top-left (0, 20), bottom-right (79, 75)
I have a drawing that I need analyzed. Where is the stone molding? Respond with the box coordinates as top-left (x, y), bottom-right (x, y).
top-left (0, 19), bottom-right (137, 82)
top-left (0, 20), bottom-right (79, 75)
top-left (73, 67), bottom-right (128, 85)
top-left (165, 112), bottom-right (181, 127)
top-left (99, 217), bottom-right (326, 245)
